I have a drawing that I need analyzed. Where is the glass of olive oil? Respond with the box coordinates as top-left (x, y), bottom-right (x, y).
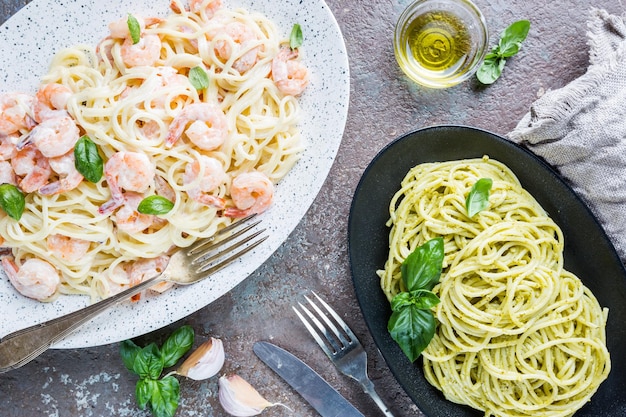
top-left (394, 0), bottom-right (488, 88)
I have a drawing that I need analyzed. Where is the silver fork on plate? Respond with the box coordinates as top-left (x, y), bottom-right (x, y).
top-left (0, 215), bottom-right (267, 374)
top-left (293, 292), bottom-right (395, 417)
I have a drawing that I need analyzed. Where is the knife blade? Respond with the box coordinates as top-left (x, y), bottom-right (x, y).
top-left (253, 341), bottom-right (365, 417)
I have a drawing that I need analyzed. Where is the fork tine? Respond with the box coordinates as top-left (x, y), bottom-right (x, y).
top-left (191, 228), bottom-right (266, 265)
top-left (292, 305), bottom-right (336, 359)
top-left (299, 301), bottom-right (345, 354)
top-left (194, 233), bottom-right (268, 274)
top-left (311, 291), bottom-right (358, 342)
top-left (304, 294), bottom-right (352, 349)
top-left (188, 215), bottom-right (260, 255)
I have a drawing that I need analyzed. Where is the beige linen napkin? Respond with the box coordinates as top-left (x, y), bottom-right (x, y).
top-left (508, 8), bottom-right (626, 261)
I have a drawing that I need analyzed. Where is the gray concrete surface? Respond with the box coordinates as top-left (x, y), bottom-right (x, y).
top-left (1, 0), bottom-right (625, 416)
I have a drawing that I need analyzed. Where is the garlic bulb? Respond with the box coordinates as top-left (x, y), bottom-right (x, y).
top-left (218, 374), bottom-right (276, 416)
top-left (177, 337), bottom-right (225, 380)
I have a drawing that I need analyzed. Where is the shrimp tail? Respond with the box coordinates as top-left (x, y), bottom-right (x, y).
top-left (223, 207), bottom-right (250, 218)
top-left (170, 0), bottom-right (187, 14)
top-left (165, 115), bottom-right (186, 147)
top-left (1, 256), bottom-right (18, 278)
top-left (39, 174), bottom-right (83, 195)
top-left (197, 195), bottom-right (226, 209)
top-left (98, 196), bottom-right (124, 215)
top-left (15, 134), bottom-right (32, 151)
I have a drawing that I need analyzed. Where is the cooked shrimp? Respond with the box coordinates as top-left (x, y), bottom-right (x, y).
top-left (1, 256), bottom-right (60, 301)
top-left (101, 263), bottom-right (131, 297)
top-left (271, 47), bottom-right (309, 96)
top-left (32, 83), bottom-right (72, 123)
top-left (175, 0), bottom-right (221, 17)
top-left (214, 21), bottom-right (260, 73)
top-left (0, 93), bottom-right (35, 136)
top-left (121, 34), bottom-right (162, 67)
top-left (155, 175), bottom-right (177, 202)
top-left (129, 254), bottom-right (173, 294)
top-left (99, 151), bottom-right (156, 214)
top-left (11, 145), bottom-right (51, 193)
top-left (46, 234), bottom-right (91, 263)
top-left (183, 155), bottom-right (226, 208)
top-left (150, 66), bottom-right (190, 109)
top-left (0, 161), bottom-right (17, 186)
top-left (109, 15), bottom-right (163, 39)
top-left (101, 254), bottom-right (171, 300)
top-left (114, 192), bottom-right (155, 234)
top-left (224, 171), bottom-right (274, 218)
top-left (166, 102), bottom-right (228, 149)
top-left (39, 151), bottom-right (84, 195)
top-left (19, 115), bottom-right (80, 158)
top-left (0, 133), bottom-right (18, 161)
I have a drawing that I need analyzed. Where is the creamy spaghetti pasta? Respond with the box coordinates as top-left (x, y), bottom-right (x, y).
top-left (378, 157), bottom-right (610, 417)
top-left (0, 0), bottom-right (308, 301)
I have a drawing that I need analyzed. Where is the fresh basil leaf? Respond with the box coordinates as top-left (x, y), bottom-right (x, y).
top-left (136, 378), bottom-right (156, 410)
top-left (498, 20), bottom-right (531, 57)
top-left (149, 376), bottom-right (180, 417)
top-left (476, 57), bottom-right (502, 85)
top-left (74, 135), bottom-right (103, 183)
top-left (0, 184), bottom-right (25, 220)
top-left (476, 19), bottom-right (530, 84)
top-left (160, 325), bottom-right (194, 368)
top-left (484, 51), bottom-right (499, 60)
top-left (391, 290), bottom-right (440, 311)
top-left (188, 66), bottom-right (209, 90)
top-left (466, 178), bottom-right (493, 217)
top-left (138, 196), bottom-right (174, 215)
top-left (133, 343), bottom-right (164, 380)
top-left (401, 237), bottom-right (444, 292)
top-left (289, 24), bottom-right (303, 49)
top-left (410, 290), bottom-right (441, 310)
top-left (388, 305), bottom-right (437, 362)
top-left (390, 292), bottom-right (413, 311)
top-left (128, 14), bottom-right (141, 45)
top-left (120, 339), bottom-right (142, 374)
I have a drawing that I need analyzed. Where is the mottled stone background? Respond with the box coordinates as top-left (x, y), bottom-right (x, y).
top-left (1, 0), bottom-right (624, 416)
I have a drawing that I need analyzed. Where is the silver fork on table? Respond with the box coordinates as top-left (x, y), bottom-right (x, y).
top-left (0, 215), bottom-right (267, 374)
top-left (293, 292), bottom-right (395, 417)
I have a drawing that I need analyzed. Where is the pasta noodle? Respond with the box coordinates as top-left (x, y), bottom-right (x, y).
top-left (0, 0), bottom-right (307, 301)
top-left (378, 156), bottom-right (610, 417)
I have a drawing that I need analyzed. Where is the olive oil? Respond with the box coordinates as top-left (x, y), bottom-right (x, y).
top-left (407, 11), bottom-right (470, 71)
top-left (395, 7), bottom-right (477, 87)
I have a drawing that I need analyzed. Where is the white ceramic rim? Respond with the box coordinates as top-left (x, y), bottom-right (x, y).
top-left (0, 0), bottom-right (350, 348)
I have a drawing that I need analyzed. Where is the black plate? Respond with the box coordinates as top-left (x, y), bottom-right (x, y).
top-left (348, 125), bottom-right (626, 416)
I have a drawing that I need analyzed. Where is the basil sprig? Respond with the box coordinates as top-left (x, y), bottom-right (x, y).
top-left (188, 66), bottom-right (209, 90)
top-left (120, 325), bottom-right (194, 417)
top-left (477, 20), bottom-right (530, 85)
top-left (128, 14), bottom-right (142, 45)
top-left (289, 24), bottom-right (303, 49)
top-left (74, 135), bottom-right (104, 183)
top-left (388, 237), bottom-right (444, 362)
top-left (138, 196), bottom-right (174, 215)
top-left (0, 184), bottom-right (25, 220)
top-left (466, 178), bottom-right (493, 217)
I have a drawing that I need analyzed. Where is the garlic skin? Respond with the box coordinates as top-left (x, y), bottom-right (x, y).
top-left (218, 374), bottom-right (274, 416)
top-left (177, 337), bottom-right (225, 380)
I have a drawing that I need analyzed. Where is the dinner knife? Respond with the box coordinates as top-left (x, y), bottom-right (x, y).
top-left (253, 341), bottom-right (365, 417)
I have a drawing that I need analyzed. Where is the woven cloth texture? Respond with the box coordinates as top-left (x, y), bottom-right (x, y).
top-left (509, 8), bottom-right (626, 261)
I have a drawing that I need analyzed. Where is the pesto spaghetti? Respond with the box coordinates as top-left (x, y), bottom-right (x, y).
top-left (377, 156), bottom-right (610, 417)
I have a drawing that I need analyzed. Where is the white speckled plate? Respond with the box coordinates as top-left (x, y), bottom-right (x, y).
top-left (0, 0), bottom-right (349, 348)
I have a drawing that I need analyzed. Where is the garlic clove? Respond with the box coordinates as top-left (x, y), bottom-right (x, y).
top-left (218, 374), bottom-right (275, 416)
top-left (177, 337), bottom-right (225, 380)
